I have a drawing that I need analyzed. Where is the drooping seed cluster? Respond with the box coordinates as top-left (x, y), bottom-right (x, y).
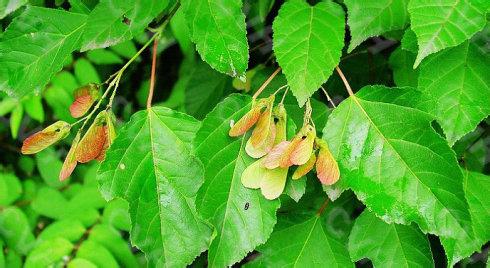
top-left (229, 95), bottom-right (340, 200)
top-left (21, 84), bottom-right (116, 181)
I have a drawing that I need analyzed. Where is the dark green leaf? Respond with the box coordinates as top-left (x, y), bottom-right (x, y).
top-left (349, 211), bottom-right (434, 267)
top-left (273, 0), bottom-right (345, 106)
top-left (182, 0), bottom-right (249, 77)
top-left (195, 94), bottom-right (280, 266)
top-left (0, 7), bottom-right (87, 98)
top-left (97, 107), bottom-right (211, 267)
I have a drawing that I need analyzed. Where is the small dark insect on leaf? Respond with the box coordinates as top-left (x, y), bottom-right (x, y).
top-left (244, 202), bottom-right (250, 210)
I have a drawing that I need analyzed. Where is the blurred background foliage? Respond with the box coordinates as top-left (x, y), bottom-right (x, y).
top-left (0, 0), bottom-right (488, 267)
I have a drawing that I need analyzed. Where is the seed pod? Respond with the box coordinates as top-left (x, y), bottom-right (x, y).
top-left (289, 125), bottom-right (315, 166)
top-left (229, 97), bottom-right (271, 137)
top-left (263, 141), bottom-right (290, 169)
top-left (229, 106), bottom-right (262, 137)
top-left (292, 153), bottom-right (316, 180)
top-left (95, 111), bottom-right (116, 161)
top-left (249, 105), bottom-right (273, 147)
top-left (245, 120), bottom-right (276, 158)
top-left (59, 134), bottom-right (80, 181)
top-left (277, 124), bottom-right (314, 168)
top-left (272, 104), bottom-right (287, 144)
top-left (70, 84), bottom-right (100, 118)
top-left (260, 167), bottom-right (288, 200)
top-left (75, 112), bottom-right (107, 163)
top-left (241, 159), bottom-right (288, 200)
top-left (315, 139), bottom-right (340, 185)
top-left (21, 121), bottom-right (71, 154)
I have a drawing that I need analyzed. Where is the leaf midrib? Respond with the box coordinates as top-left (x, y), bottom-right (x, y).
top-left (348, 95), bottom-right (472, 237)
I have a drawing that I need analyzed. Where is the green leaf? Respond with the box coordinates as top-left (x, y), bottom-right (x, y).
top-left (182, 0), bottom-right (249, 77)
top-left (86, 49), bottom-right (124, 65)
top-left (0, 173), bottom-right (22, 206)
top-left (170, 7), bottom-right (193, 57)
top-left (9, 105), bottom-right (23, 138)
top-left (418, 39), bottom-right (490, 145)
top-left (25, 238), bottom-right (73, 268)
top-left (273, 0), bottom-right (345, 107)
top-left (89, 224), bottom-right (139, 268)
top-left (439, 170), bottom-right (490, 265)
top-left (109, 40), bottom-right (138, 59)
top-left (0, 239), bottom-right (4, 268)
top-left (31, 187), bottom-right (99, 226)
top-left (251, 215), bottom-right (353, 267)
top-left (68, 258), bottom-right (98, 268)
top-left (322, 85), bottom-right (478, 265)
top-left (5, 249), bottom-right (21, 268)
top-left (97, 107), bottom-right (211, 267)
top-left (185, 60), bottom-right (232, 119)
top-left (101, 198), bottom-right (130, 231)
top-left (401, 29), bottom-right (418, 54)
top-left (128, 0), bottom-right (173, 35)
top-left (0, 7), bottom-right (87, 98)
top-left (389, 47), bottom-right (419, 88)
top-left (345, 0), bottom-right (410, 52)
top-left (0, 207), bottom-right (35, 255)
top-left (74, 58), bottom-right (101, 85)
top-left (0, 97), bottom-right (17, 116)
top-left (0, 0), bottom-right (27, 19)
top-left (23, 95), bottom-right (45, 123)
top-left (408, 0), bottom-right (487, 67)
top-left (35, 147), bottom-right (69, 188)
top-left (37, 220), bottom-right (86, 243)
top-left (80, 0), bottom-right (132, 51)
top-left (463, 171), bottom-right (490, 248)
top-left (246, 0), bottom-right (274, 24)
top-left (349, 210), bottom-right (434, 267)
top-left (195, 94), bottom-right (280, 266)
top-left (76, 240), bottom-right (118, 268)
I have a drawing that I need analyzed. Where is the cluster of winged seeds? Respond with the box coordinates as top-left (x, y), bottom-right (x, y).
top-left (21, 84), bottom-right (116, 181)
top-left (229, 95), bottom-right (340, 200)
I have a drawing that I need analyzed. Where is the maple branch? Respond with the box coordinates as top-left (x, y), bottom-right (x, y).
top-left (335, 66), bottom-right (354, 96)
top-left (147, 38), bottom-right (159, 109)
top-left (252, 67), bottom-right (282, 99)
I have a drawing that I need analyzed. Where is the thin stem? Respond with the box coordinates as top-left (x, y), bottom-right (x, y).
top-left (280, 86), bottom-right (289, 105)
top-left (316, 198), bottom-right (329, 216)
top-left (335, 66), bottom-right (354, 96)
top-left (303, 99), bottom-right (313, 127)
top-left (147, 38), bottom-right (159, 109)
top-left (273, 84), bottom-right (288, 96)
top-left (320, 86), bottom-right (336, 108)
top-left (252, 67), bottom-right (281, 99)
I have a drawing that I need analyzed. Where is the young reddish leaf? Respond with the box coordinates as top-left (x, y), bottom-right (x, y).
top-left (264, 141), bottom-right (290, 169)
top-left (69, 84), bottom-right (100, 118)
top-left (245, 120), bottom-right (276, 158)
top-left (290, 125), bottom-right (315, 165)
top-left (75, 112), bottom-right (107, 163)
top-left (316, 140), bottom-right (340, 185)
top-left (292, 153), bottom-right (316, 180)
top-left (21, 121), bottom-right (71, 154)
top-left (59, 134), bottom-right (80, 181)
